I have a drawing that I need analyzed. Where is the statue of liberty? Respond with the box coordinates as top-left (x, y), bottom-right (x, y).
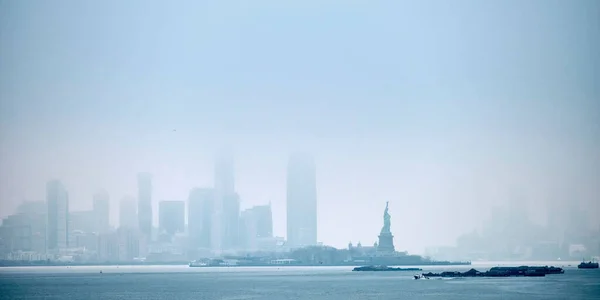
top-left (381, 201), bottom-right (391, 233)
top-left (377, 201), bottom-right (395, 253)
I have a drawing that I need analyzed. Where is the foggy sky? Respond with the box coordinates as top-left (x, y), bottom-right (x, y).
top-left (1, 0), bottom-right (599, 253)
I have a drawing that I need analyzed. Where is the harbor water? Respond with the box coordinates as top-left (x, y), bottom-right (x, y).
top-left (1, 263), bottom-right (599, 299)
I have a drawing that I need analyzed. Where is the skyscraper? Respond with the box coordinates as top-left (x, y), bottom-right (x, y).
top-left (214, 149), bottom-right (235, 194)
top-left (286, 153), bottom-right (317, 248)
top-left (137, 173), bottom-right (153, 238)
top-left (239, 209), bottom-right (256, 250)
top-left (46, 180), bottom-right (69, 251)
top-left (119, 196), bottom-right (137, 229)
top-left (221, 193), bottom-right (240, 250)
top-left (213, 149), bottom-right (237, 251)
top-left (158, 200), bottom-right (185, 235)
top-left (188, 188), bottom-right (214, 250)
top-left (93, 189), bottom-right (110, 233)
top-left (253, 203), bottom-right (273, 239)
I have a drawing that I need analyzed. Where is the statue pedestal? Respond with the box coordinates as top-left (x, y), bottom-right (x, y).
top-left (377, 231), bottom-right (395, 254)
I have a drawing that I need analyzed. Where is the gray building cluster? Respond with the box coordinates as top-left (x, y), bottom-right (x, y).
top-left (0, 152), bottom-right (319, 262)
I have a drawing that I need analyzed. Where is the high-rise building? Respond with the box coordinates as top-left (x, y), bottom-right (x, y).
top-left (213, 149), bottom-right (236, 251)
top-left (119, 196), bottom-right (137, 229)
top-left (93, 189), bottom-right (110, 233)
top-left (17, 201), bottom-right (46, 215)
top-left (239, 209), bottom-right (256, 250)
top-left (158, 200), bottom-right (185, 235)
top-left (214, 149), bottom-right (235, 195)
top-left (188, 188), bottom-right (214, 250)
top-left (0, 212), bottom-right (46, 253)
top-left (68, 210), bottom-right (94, 249)
top-left (116, 227), bottom-right (143, 261)
top-left (239, 204), bottom-right (273, 251)
top-left (286, 153), bottom-right (318, 248)
top-left (221, 193), bottom-right (240, 250)
top-left (46, 180), bottom-right (69, 251)
top-left (137, 173), bottom-right (153, 238)
top-left (8, 201), bottom-right (47, 252)
top-left (253, 204), bottom-right (273, 239)
top-left (69, 211), bottom-right (95, 233)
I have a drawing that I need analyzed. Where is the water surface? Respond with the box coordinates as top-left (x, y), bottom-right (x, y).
top-left (1, 263), bottom-right (598, 299)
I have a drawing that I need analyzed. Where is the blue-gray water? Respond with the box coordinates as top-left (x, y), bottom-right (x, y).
top-left (1, 263), bottom-right (599, 299)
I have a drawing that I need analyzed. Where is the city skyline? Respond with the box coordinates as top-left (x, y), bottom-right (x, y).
top-left (3, 148), bottom-right (598, 254)
top-left (25, 151), bottom-right (315, 235)
top-left (1, 0), bottom-right (599, 254)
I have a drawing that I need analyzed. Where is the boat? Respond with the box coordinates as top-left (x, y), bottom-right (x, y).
top-left (578, 261), bottom-right (599, 269)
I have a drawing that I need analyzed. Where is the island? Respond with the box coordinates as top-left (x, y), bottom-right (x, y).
top-left (421, 266), bottom-right (565, 278)
top-left (352, 265), bottom-right (422, 272)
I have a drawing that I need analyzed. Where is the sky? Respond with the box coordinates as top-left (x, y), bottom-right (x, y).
top-left (1, 0), bottom-right (599, 254)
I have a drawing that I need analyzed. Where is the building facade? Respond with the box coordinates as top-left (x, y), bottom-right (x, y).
top-left (46, 180), bottom-right (69, 252)
top-left (286, 153), bottom-right (318, 248)
top-left (119, 196), bottom-right (137, 229)
top-left (213, 149), bottom-right (236, 251)
top-left (137, 173), bottom-right (153, 239)
top-left (221, 193), bottom-right (240, 250)
top-left (159, 200), bottom-right (185, 235)
top-left (239, 204), bottom-right (273, 251)
top-left (188, 188), bottom-right (214, 250)
top-left (93, 189), bottom-right (110, 233)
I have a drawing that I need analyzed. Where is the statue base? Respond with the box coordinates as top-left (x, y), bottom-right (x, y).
top-left (377, 231), bottom-right (395, 254)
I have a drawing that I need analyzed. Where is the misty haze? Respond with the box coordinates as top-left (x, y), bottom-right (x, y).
top-left (0, 0), bottom-right (599, 299)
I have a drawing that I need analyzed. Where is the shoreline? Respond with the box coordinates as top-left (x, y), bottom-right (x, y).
top-left (1, 259), bottom-right (579, 268)
top-left (0, 261), bottom-right (472, 268)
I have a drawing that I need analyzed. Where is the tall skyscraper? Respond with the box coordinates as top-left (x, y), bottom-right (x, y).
top-left (214, 149), bottom-right (235, 194)
top-left (46, 180), bottom-right (69, 251)
top-left (213, 149), bottom-right (236, 251)
top-left (188, 188), bottom-right (214, 250)
top-left (119, 196), bottom-right (137, 229)
top-left (93, 189), bottom-right (110, 233)
top-left (158, 200), bottom-right (185, 235)
top-left (137, 173), bottom-right (153, 238)
top-left (239, 209), bottom-right (256, 250)
top-left (221, 193), bottom-right (240, 250)
top-left (286, 153), bottom-right (318, 248)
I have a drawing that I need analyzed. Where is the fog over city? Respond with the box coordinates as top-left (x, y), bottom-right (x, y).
top-left (1, 0), bottom-right (599, 259)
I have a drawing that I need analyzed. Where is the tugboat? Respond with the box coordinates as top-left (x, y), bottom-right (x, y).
top-left (578, 261), bottom-right (599, 269)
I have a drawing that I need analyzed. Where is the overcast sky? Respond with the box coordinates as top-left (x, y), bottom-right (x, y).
top-left (1, 0), bottom-right (599, 253)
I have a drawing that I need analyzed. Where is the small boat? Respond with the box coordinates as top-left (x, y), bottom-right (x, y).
top-left (578, 261), bottom-right (599, 269)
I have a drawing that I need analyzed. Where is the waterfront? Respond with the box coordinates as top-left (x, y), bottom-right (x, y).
top-left (1, 263), bottom-right (599, 299)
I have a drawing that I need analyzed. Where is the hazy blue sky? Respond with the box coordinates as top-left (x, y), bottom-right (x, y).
top-left (1, 0), bottom-right (599, 253)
